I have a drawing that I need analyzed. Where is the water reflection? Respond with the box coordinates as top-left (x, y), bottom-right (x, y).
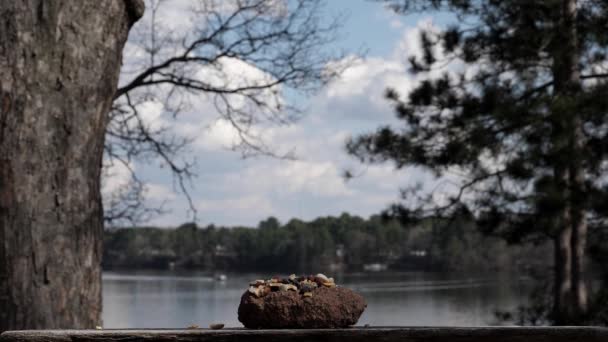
top-left (102, 271), bottom-right (530, 328)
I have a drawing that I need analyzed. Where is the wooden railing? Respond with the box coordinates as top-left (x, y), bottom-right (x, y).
top-left (2, 327), bottom-right (608, 342)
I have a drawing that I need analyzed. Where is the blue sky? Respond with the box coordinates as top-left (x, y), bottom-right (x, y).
top-left (325, 1), bottom-right (453, 54)
top-left (103, 0), bottom-right (454, 227)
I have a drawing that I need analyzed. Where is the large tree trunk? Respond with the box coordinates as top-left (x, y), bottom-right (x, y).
top-left (552, 168), bottom-right (572, 325)
top-left (562, 0), bottom-right (588, 323)
top-left (553, 227), bottom-right (573, 324)
top-left (0, 0), bottom-right (143, 330)
top-left (570, 111), bottom-right (588, 320)
top-left (551, 0), bottom-right (587, 325)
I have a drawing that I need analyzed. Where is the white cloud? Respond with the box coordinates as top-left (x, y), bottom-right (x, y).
top-left (325, 56), bottom-right (405, 99)
top-left (393, 18), bottom-right (435, 60)
top-left (121, 56), bottom-right (285, 154)
top-left (207, 159), bottom-right (352, 199)
top-left (101, 160), bottom-right (134, 197)
top-left (112, 5), bottom-right (462, 226)
top-left (195, 57), bottom-right (278, 91)
top-left (192, 119), bottom-right (242, 151)
top-left (200, 195), bottom-right (274, 212)
top-left (198, 195), bottom-right (277, 224)
top-left (136, 99), bottom-right (165, 131)
top-left (212, 57), bottom-right (283, 111)
top-left (145, 183), bottom-right (177, 201)
top-left (276, 161), bottom-right (353, 197)
top-left (318, 21), bottom-right (445, 124)
top-left (120, 0), bottom-right (196, 81)
top-left (153, 0), bottom-right (196, 35)
top-left (197, 0), bottom-right (288, 18)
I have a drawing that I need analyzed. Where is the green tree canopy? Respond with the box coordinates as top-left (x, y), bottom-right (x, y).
top-left (348, 0), bottom-right (608, 325)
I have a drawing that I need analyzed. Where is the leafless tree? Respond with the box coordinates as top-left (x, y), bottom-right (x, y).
top-left (103, 0), bottom-right (346, 225)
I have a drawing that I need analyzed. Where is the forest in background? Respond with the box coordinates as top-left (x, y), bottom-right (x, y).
top-left (103, 213), bottom-right (553, 274)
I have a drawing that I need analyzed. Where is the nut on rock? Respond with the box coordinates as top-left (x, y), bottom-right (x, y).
top-left (238, 274), bottom-right (367, 329)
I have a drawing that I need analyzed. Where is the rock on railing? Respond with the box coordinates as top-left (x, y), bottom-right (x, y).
top-left (1, 327), bottom-right (608, 342)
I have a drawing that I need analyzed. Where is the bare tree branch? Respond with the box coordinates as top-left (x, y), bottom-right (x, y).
top-left (103, 0), bottom-right (347, 225)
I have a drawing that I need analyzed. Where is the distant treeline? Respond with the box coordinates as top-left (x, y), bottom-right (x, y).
top-left (103, 213), bottom-right (550, 273)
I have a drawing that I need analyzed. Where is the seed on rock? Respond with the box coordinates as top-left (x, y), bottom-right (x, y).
top-left (280, 284), bottom-right (298, 292)
top-left (209, 323), bottom-right (224, 330)
top-left (269, 283), bottom-right (282, 291)
top-left (315, 273), bottom-right (329, 282)
top-left (239, 273), bottom-right (367, 329)
top-left (300, 283), bottom-right (315, 293)
top-left (302, 279), bottom-right (317, 286)
top-left (248, 286), bottom-right (264, 297)
top-left (313, 278), bottom-right (325, 287)
top-left (249, 280), bottom-right (265, 286)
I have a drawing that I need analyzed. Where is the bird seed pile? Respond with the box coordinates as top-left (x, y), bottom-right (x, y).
top-left (248, 273), bottom-right (336, 298)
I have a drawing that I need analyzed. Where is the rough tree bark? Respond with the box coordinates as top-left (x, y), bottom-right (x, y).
top-left (570, 115), bottom-right (588, 320)
top-left (552, 0), bottom-right (587, 324)
top-left (0, 0), bottom-right (143, 330)
top-left (553, 213), bottom-right (573, 324)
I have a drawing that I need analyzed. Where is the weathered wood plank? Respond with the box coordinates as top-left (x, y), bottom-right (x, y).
top-left (2, 327), bottom-right (608, 342)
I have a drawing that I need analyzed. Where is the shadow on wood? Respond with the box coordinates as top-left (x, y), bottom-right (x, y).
top-left (2, 327), bottom-right (608, 342)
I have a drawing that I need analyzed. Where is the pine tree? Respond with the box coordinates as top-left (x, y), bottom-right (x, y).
top-left (348, 0), bottom-right (608, 324)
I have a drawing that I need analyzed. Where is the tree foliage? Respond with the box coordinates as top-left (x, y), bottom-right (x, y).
top-left (103, 213), bottom-right (539, 273)
top-left (348, 0), bottom-right (608, 324)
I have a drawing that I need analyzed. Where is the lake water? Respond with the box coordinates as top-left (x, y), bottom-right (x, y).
top-left (102, 271), bottom-right (531, 328)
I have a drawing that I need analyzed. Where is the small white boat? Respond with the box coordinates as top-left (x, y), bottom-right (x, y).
top-left (363, 263), bottom-right (387, 272)
top-left (215, 274), bottom-right (227, 281)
